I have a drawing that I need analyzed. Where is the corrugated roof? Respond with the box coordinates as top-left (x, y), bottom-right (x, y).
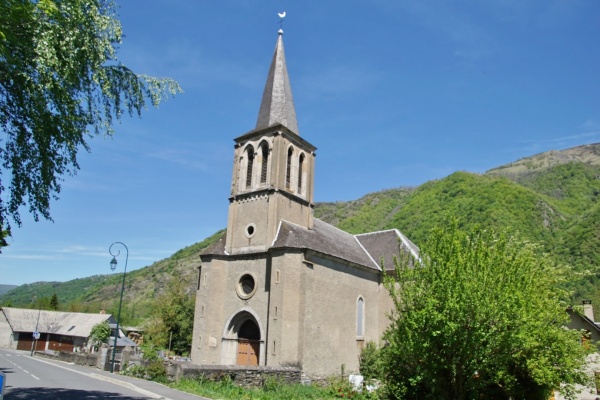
top-left (2, 307), bottom-right (114, 338)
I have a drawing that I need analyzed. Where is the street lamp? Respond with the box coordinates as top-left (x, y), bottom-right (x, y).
top-left (108, 241), bottom-right (128, 373)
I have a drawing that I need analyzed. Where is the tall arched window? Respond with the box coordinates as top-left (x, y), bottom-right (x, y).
top-left (260, 142), bottom-right (269, 185)
top-left (297, 153), bottom-right (305, 194)
top-left (285, 147), bottom-right (293, 190)
top-left (356, 297), bottom-right (364, 337)
top-left (245, 146), bottom-right (255, 189)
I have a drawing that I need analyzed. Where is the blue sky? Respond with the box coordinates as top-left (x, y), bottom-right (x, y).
top-left (2, 0), bottom-right (599, 286)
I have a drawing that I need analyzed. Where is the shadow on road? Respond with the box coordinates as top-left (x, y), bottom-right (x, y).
top-left (6, 387), bottom-right (150, 400)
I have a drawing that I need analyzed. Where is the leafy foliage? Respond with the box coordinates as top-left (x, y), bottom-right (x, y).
top-left (145, 276), bottom-right (194, 355)
top-left (0, 0), bottom-right (181, 235)
top-left (122, 351), bottom-right (167, 382)
top-left (89, 321), bottom-right (110, 346)
top-left (382, 218), bottom-right (590, 400)
top-left (359, 341), bottom-right (383, 382)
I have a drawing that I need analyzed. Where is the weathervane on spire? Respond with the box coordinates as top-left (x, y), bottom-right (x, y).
top-left (278, 11), bottom-right (286, 33)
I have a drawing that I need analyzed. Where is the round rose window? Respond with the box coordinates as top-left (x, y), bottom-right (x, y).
top-left (237, 273), bottom-right (257, 299)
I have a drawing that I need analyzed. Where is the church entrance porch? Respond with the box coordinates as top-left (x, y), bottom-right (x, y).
top-left (221, 309), bottom-right (264, 366)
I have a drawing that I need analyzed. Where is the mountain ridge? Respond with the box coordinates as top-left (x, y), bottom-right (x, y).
top-left (2, 142), bottom-right (599, 320)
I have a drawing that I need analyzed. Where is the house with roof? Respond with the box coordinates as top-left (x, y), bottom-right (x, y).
top-left (567, 301), bottom-right (600, 345)
top-left (0, 307), bottom-right (135, 353)
top-left (190, 28), bottom-right (418, 381)
top-left (561, 301), bottom-right (600, 399)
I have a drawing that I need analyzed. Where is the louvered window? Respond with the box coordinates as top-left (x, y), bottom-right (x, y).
top-left (297, 153), bottom-right (305, 194)
top-left (285, 147), bottom-right (293, 189)
top-left (260, 143), bottom-right (269, 184)
top-left (245, 147), bottom-right (254, 189)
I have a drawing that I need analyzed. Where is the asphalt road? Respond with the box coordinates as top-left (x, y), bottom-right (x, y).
top-left (0, 349), bottom-right (209, 400)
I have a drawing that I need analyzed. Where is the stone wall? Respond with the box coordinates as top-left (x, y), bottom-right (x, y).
top-left (175, 364), bottom-right (301, 387)
top-left (35, 350), bottom-right (98, 367)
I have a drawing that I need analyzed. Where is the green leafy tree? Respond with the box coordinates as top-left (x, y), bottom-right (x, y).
top-left (49, 293), bottom-right (59, 310)
top-left (89, 321), bottom-right (111, 347)
top-left (0, 0), bottom-right (181, 239)
top-left (147, 277), bottom-right (194, 355)
top-left (382, 218), bottom-right (590, 400)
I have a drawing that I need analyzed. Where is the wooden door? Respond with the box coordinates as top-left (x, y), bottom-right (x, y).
top-left (16, 333), bottom-right (33, 351)
top-left (237, 339), bottom-right (259, 366)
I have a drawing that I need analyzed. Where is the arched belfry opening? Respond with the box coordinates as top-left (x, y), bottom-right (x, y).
top-left (222, 310), bottom-right (263, 366)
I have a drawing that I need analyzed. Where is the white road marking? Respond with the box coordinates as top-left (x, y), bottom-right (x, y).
top-left (28, 356), bottom-right (170, 399)
top-left (0, 353), bottom-right (40, 381)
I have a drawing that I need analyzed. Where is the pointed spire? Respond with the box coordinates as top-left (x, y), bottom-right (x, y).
top-left (255, 30), bottom-right (299, 134)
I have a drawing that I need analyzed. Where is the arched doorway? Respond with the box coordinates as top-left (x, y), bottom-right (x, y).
top-left (237, 319), bottom-right (260, 366)
top-left (221, 309), bottom-right (263, 366)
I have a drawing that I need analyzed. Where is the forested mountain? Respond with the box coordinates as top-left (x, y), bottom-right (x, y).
top-left (2, 143), bottom-right (599, 320)
top-left (0, 285), bottom-right (17, 296)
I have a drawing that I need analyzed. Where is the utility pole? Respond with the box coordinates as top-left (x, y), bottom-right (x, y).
top-left (30, 294), bottom-right (42, 356)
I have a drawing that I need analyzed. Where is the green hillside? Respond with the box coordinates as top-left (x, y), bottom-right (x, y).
top-left (0, 276), bottom-right (113, 308)
top-left (314, 187), bottom-right (414, 233)
top-left (0, 230), bottom-right (224, 319)
top-left (2, 143), bottom-right (599, 320)
top-left (387, 172), bottom-right (562, 247)
top-left (0, 284), bottom-right (17, 296)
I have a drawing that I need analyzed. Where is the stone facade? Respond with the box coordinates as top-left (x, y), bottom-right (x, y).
top-left (190, 30), bottom-right (418, 381)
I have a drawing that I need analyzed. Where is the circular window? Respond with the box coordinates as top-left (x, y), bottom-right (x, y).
top-left (245, 223), bottom-right (256, 239)
top-left (237, 273), bottom-right (257, 299)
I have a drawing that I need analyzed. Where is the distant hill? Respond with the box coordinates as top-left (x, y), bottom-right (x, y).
top-left (2, 143), bottom-right (599, 320)
top-left (0, 285), bottom-right (17, 296)
top-left (0, 276), bottom-right (114, 308)
top-left (486, 143), bottom-right (600, 179)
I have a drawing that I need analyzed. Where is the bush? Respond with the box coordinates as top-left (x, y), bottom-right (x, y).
top-left (359, 342), bottom-right (383, 381)
top-left (121, 356), bottom-right (166, 383)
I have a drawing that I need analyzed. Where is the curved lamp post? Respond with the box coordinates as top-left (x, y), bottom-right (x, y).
top-left (109, 242), bottom-right (128, 373)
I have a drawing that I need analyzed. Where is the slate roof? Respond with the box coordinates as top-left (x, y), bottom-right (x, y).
top-left (272, 219), bottom-right (419, 271)
top-left (272, 218), bottom-right (376, 268)
top-left (202, 218), bottom-right (418, 272)
top-left (1, 307), bottom-right (114, 338)
top-left (202, 233), bottom-right (226, 256)
top-left (255, 31), bottom-right (299, 134)
top-left (356, 229), bottom-right (420, 271)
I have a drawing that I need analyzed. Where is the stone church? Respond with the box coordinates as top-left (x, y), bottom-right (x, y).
top-left (190, 29), bottom-right (419, 380)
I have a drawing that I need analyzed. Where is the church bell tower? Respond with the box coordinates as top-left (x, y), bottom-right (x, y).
top-left (225, 30), bottom-right (316, 256)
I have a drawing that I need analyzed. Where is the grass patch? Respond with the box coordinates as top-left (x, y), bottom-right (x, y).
top-left (169, 376), bottom-right (380, 400)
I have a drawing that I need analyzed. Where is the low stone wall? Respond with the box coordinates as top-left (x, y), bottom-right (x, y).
top-left (175, 364), bottom-right (301, 387)
top-left (35, 350), bottom-right (98, 367)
